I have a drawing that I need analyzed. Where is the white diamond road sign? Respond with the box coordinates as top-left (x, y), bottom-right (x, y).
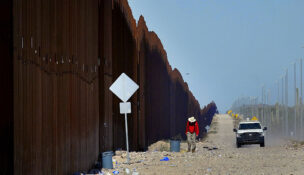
top-left (109, 73), bottom-right (139, 102)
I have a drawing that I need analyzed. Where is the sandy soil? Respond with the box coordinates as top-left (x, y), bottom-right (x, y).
top-left (102, 114), bottom-right (304, 175)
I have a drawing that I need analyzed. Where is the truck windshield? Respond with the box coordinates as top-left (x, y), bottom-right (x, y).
top-left (239, 123), bottom-right (261, 130)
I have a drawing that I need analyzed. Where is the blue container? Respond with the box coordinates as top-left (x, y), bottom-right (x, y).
top-left (102, 151), bottom-right (114, 169)
top-left (170, 140), bottom-right (180, 152)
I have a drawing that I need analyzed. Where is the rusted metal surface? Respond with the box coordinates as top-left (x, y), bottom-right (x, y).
top-left (136, 15), bottom-right (218, 146)
top-left (111, 0), bottom-right (139, 152)
top-left (99, 0), bottom-right (114, 153)
top-left (10, 0), bottom-right (218, 174)
top-left (13, 0), bottom-right (99, 174)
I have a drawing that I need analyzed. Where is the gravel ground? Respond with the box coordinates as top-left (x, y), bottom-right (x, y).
top-left (101, 114), bottom-right (304, 175)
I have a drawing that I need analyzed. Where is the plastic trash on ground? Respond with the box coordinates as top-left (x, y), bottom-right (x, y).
top-left (125, 168), bottom-right (130, 174)
top-left (113, 170), bottom-right (119, 174)
top-left (112, 159), bottom-right (118, 168)
top-left (132, 169), bottom-right (139, 175)
top-left (160, 157), bottom-right (169, 161)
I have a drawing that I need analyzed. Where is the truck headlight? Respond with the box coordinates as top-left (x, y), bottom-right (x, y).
top-left (237, 133), bottom-right (241, 137)
top-left (260, 132), bottom-right (265, 137)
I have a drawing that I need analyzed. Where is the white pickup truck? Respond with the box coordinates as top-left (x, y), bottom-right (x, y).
top-left (233, 121), bottom-right (267, 148)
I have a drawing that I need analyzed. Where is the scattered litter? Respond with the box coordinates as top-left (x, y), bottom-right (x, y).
top-left (169, 164), bottom-right (177, 167)
top-left (204, 146), bottom-right (218, 150)
top-left (112, 170), bottom-right (119, 174)
top-left (132, 168), bottom-right (139, 175)
top-left (206, 146), bottom-right (218, 151)
top-left (207, 168), bottom-right (212, 172)
top-left (160, 157), bottom-right (169, 161)
top-left (125, 168), bottom-right (130, 174)
top-left (113, 159), bottom-right (118, 168)
top-left (219, 154), bottom-right (222, 157)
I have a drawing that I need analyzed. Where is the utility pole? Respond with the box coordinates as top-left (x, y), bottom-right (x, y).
top-left (294, 63), bottom-right (297, 106)
top-left (285, 69), bottom-right (289, 137)
top-left (281, 76), bottom-right (285, 136)
top-left (277, 78), bottom-right (281, 136)
top-left (262, 85), bottom-right (265, 125)
top-left (282, 76), bottom-right (284, 105)
top-left (301, 58), bottom-right (303, 105)
top-left (301, 58), bottom-right (303, 140)
top-left (268, 90), bottom-right (271, 105)
top-left (277, 80), bottom-right (279, 104)
top-left (300, 47), bottom-right (304, 140)
top-left (276, 80), bottom-right (280, 134)
top-left (286, 69), bottom-right (288, 107)
top-left (267, 90), bottom-right (270, 128)
top-left (294, 62), bottom-right (297, 138)
top-left (251, 96), bottom-right (253, 118)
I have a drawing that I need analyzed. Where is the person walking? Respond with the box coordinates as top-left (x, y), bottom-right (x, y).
top-left (185, 116), bottom-right (199, 153)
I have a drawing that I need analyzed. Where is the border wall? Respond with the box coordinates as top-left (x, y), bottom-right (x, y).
top-left (0, 0), bottom-right (218, 174)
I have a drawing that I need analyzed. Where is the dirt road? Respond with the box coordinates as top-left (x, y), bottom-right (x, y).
top-left (104, 114), bottom-right (304, 175)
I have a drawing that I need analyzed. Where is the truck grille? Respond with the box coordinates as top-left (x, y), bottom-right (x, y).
top-left (241, 132), bottom-right (261, 141)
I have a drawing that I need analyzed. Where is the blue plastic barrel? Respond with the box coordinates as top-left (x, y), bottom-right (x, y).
top-left (102, 151), bottom-right (114, 169)
top-left (170, 140), bottom-right (180, 152)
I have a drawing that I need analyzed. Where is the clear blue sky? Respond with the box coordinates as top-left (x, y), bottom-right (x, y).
top-left (128, 0), bottom-right (304, 112)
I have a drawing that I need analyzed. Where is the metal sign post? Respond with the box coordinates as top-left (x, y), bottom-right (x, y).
top-left (120, 101), bottom-right (131, 163)
top-left (110, 73), bottom-right (139, 164)
top-left (124, 112), bottom-right (130, 163)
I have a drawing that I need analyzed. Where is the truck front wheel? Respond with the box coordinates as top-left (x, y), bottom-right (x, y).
top-left (237, 142), bottom-right (241, 148)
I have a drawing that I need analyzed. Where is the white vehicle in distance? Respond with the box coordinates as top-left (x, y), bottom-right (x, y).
top-left (233, 120), bottom-right (267, 148)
